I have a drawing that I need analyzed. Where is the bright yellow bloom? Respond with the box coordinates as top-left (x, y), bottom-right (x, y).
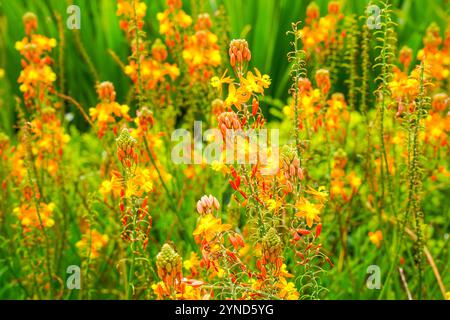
top-left (224, 83), bottom-right (251, 109)
top-left (211, 70), bottom-right (233, 89)
top-left (193, 214), bottom-right (232, 242)
top-left (183, 252), bottom-right (200, 274)
top-left (241, 69), bottom-right (271, 94)
top-left (276, 277), bottom-right (299, 300)
top-left (125, 167), bottom-right (154, 198)
top-left (305, 185), bottom-right (328, 202)
top-left (177, 10), bottom-right (192, 28)
top-left (368, 230), bottom-right (383, 248)
top-left (295, 198), bottom-right (323, 228)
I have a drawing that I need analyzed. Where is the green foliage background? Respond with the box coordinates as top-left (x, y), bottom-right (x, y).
top-left (0, 0), bottom-right (448, 133)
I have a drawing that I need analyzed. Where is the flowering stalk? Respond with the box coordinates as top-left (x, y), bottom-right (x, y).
top-left (287, 21), bottom-right (308, 168)
top-left (373, 1), bottom-right (398, 220)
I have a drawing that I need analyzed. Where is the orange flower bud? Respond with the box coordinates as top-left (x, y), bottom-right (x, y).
top-left (315, 69), bottom-right (331, 96)
top-left (328, 1), bottom-right (340, 15)
top-left (23, 12), bottom-right (38, 35)
top-left (399, 46), bottom-right (413, 70)
top-left (306, 2), bottom-right (320, 22)
top-left (252, 98), bottom-right (259, 116)
top-left (96, 81), bottom-right (116, 102)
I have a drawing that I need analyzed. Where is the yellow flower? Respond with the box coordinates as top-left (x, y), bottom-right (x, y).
top-left (177, 10), bottom-right (192, 28)
top-left (76, 230), bottom-right (109, 258)
top-left (295, 198), bottom-right (323, 228)
top-left (14, 202), bottom-right (56, 230)
top-left (176, 283), bottom-right (204, 300)
top-left (347, 171), bottom-right (362, 191)
top-left (166, 64), bottom-right (180, 79)
top-left (276, 277), bottom-right (299, 300)
top-left (266, 199), bottom-right (277, 211)
top-left (211, 70), bottom-right (233, 89)
top-left (193, 214), bottom-right (232, 242)
top-left (241, 71), bottom-right (261, 93)
top-left (211, 160), bottom-right (227, 173)
top-left (210, 76), bottom-right (220, 88)
top-left (254, 68), bottom-right (271, 88)
top-left (225, 83), bottom-right (239, 107)
top-left (283, 105), bottom-right (293, 117)
top-left (0, 68), bottom-right (4, 78)
top-left (278, 264), bottom-right (294, 278)
top-left (183, 252), bottom-right (200, 272)
top-left (99, 173), bottom-right (122, 198)
top-left (368, 230), bottom-right (383, 248)
top-left (305, 185), bottom-right (328, 202)
top-left (15, 40), bottom-right (25, 51)
top-left (240, 69), bottom-right (271, 94)
top-left (225, 83), bottom-right (251, 109)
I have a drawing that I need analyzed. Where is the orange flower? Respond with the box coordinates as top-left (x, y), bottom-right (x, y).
top-left (193, 213), bottom-right (231, 243)
top-left (368, 230), bottom-right (383, 248)
top-left (76, 230), bottom-right (109, 258)
top-left (14, 202), bottom-right (56, 231)
top-left (295, 198), bottom-right (323, 228)
top-left (182, 29), bottom-right (221, 74)
top-left (89, 82), bottom-right (131, 139)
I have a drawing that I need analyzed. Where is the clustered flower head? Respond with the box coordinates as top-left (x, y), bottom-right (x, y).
top-left (116, 128), bottom-right (138, 170)
top-left (151, 39), bottom-right (168, 62)
top-left (15, 12), bottom-right (57, 105)
top-left (417, 23), bottom-right (450, 82)
top-left (118, 0), bottom-right (180, 97)
top-left (117, 0), bottom-right (147, 37)
top-left (284, 69), bottom-right (348, 135)
top-left (261, 227), bottom-right (282, 266)
top-left (229, 39), bottom-right (251, 77)
top-left (124, 52), bottom-right (180, 92)
top-left (156, 243), bottom-right (183, 290)
top-left (153, 242), bottom-right (208, 299)
top-left (157, 1), bottom-right (192, 44)
top-left (14, 202), bottom-right (55, 233)
top-left (315, 69), bottom-right (331, 96)
top-left (133, 106), bottom-right (155, 137)
top-left (399, 46), bottom-right (413, 71)
top-left (112, 128), bottom-right (154, 250)
top-left (424, 93), bottom-right (449, 149)
top-left (89, 82), bottom-right (131, 138)
top-left (388, 27), bottom-right (449, 158)
top-left (281, 151), bottom-right (304, 193)
top-left (27, 107), bottom-right (70, 176)
top-left (330, 149), bottom-right (361, 202)
top-left (301, 1), bottom-right (344, 60)
top-left (182, 25), bottom-right (221, 78)
top-left (158, 1), bottom-right (222, 81)
top-left (76, 230), bottom-right (109, 258)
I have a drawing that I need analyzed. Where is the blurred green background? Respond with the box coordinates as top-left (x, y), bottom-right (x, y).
top-left (0, 0), bottom-right (448, 134)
